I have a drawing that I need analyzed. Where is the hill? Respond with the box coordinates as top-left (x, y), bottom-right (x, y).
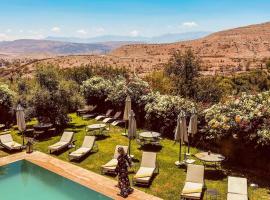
top-left (46, 32), bottom-right (210, 44)
top-left (111, 22), bottom-right (270, 75)
top-left (0, 39), bottom-right (129, 56)
top-left (1, 22), bottom-right (270, 77)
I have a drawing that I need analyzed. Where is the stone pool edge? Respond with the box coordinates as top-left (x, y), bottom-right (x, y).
top-left (0, 151), bottom-right (162, 200)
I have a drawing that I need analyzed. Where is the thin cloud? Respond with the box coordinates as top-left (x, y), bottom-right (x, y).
top-left (94, 27), bottom-right (105, 33)
top-left (182, 22), bottom-right (198, 28)
top-left (77, 29), bottom-right (87, 35)
top-left (130, 30), bottom-right (139, 37)
top-left (51, 27), bottom-right (61, 32)
top-left (0, 33), bottom-right (8, 40)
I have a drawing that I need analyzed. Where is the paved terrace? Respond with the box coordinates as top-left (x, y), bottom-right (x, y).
top-left (0, 151), bottom-right (162, 200)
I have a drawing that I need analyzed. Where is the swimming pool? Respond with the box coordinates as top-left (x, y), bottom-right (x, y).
top-left (0, 160), bottom-right (112, 200)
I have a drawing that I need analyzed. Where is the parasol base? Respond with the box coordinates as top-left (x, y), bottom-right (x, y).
top-left (185, 153), bottom-right (192, 156)
top-left (175, 159), bottom-right (196, 166)
top-left (129, 154), bottom-right (134, 159)
top-left (121, 133), bottom-right (128, 137)
top-left (175, 160), bottom-right (186, 166)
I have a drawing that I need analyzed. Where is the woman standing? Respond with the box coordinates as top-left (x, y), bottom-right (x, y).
top-left (115, 147), bottom-right (134, 198)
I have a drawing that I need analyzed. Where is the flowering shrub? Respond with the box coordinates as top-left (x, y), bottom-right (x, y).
top-left (106, 77), bottom-right (127, 107)
top-left (0, 83), bottom-right (16, 124)
top-left (257, 128), bottom-right (270, 146)
top-left (204, 91), bottom-right (270, 146)
top-left (106, 76), bottom-right (151, 105)
top-left (81, 76), bottom-right (112, 106)
top-left (84, 76), bottom-right (151, 108)
top-left (127, 77), bottom-right (151, 105)
top-left (143, 92), bottom-right (196, 136)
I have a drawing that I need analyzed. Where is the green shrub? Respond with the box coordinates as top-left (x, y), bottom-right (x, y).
top-left (0, 83), bottom-right (16, 125)
top-left (143, 92), bottom-right (196, 137)
top-left (63, 65), bottom-right (94, 85)
top-left (165, 49), bottom-right (200, 99)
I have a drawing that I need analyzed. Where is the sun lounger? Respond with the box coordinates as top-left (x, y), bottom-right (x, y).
top-left (77, 105), bottom-right (97, 116)
top-left (101, 145), bottom-right (128, 174)
top-left (0, 134), bottom-right (23, 151)
top-left (69, 136), bottom-right (98, 161)
top-left (111, 119), bottom-right (125, 126)
top-left (103, 111), bottom-right (122, 123)
top-left (81, 106), bottom-right (98, 119)
top-left (48, 132), bottom-right (74, 154)
top-left (227, 176), bottom-right (248, 200)
top-left (181, 164), bottom-right (205, 200)
top-left (133, 152), bottom-right (158, 186)
top-left (95, 109), bottom-right (113, 121)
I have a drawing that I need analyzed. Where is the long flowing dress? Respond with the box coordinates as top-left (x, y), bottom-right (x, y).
top-left (115, 154), bottom-right (133, 197)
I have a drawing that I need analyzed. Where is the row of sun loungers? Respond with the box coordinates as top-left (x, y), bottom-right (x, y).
top-left (47, 132), bottom-right (98, 161)
top-left (0, 132), bottom-right (250, 197)
top-left (95, 109), bottom-right (125, 125)
top-left (180, 164), bottom-right (248, 200)
top-left (101, 145), bottom-right (159, 186)
top-left (48, 137), bottom-right (159, 187)
top-left (79, 107), bottom-right (125, 126)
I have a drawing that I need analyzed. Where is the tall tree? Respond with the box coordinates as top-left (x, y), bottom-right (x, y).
top-left (165, 49), bottom-right (200, 99)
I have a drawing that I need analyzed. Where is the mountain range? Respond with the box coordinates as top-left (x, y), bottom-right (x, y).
top-left (0, 32), bottom-right (210, 56)
top-left (0, 39), bottom-right (136, 56)
top-left (46, 32), bottom-right (210, 44)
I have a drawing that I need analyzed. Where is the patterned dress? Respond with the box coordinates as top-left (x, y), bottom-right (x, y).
top-left (115, 154), bottom-right (133, 197)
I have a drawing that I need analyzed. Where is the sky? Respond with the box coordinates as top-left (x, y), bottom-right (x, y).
top-left (0, 0), bottom-right (270, 41)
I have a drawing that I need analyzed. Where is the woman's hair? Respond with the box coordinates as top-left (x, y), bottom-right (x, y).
top-left (118, 147), bottom-right (125, 155)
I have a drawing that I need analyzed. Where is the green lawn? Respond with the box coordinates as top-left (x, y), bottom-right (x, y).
top-left (1, 113), bottom-right (269, 200)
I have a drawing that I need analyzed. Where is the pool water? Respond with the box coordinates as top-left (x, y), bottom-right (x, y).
top-left (0, 160), bottom-right (111, 200)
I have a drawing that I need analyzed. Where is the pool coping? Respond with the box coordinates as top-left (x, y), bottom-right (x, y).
top-left (0, 151), bottom-right (162, 200)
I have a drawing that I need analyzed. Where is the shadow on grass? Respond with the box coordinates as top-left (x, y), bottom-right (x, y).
top-left (131, 157), bottom-right (140, 163)
top-left (221, 161), bottom-right (270, 189)
top-left (49, 146), bottom-right (73, 156)
top-left (132, 172), bottom-right (159, 188)
top-left (95, 135), bottom-right (111, 141)
top-left (66, 123), bottom-right (86, 130)
top-left (137, 144), bottom-right (163, 152)
top-left (0, 147), bottom-right (22, 155)
top-left (204, 169), bottom-right (226, 180)
top-left (69, 151), bottom-right (98, 163)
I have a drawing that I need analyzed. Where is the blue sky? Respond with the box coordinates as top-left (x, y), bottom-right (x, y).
top-left (0, 0), bottom-right (270, 40)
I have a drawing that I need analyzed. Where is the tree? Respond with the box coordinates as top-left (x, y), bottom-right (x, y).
top-left (144, 70), bottom-right (174, 94)
top-left (196, 77), bottom-right (223, 103)
top-left (165, 49), bottom-right (200, 99)
top-left (0, 83), bottom-right (16, 125)
top-left (30, 66), bottom-right (84, 126)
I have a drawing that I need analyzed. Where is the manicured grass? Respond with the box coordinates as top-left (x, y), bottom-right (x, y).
top-left (1, 113), bottom-right (270, 200)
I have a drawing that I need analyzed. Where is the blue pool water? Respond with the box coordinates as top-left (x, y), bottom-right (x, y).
top-left (0, 160), bottom-right (112, 200)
